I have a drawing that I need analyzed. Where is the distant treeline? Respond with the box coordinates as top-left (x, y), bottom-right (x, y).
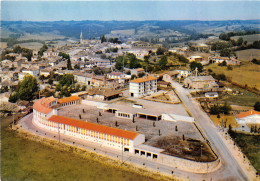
top-left (219, 30), bottom-right (260, 41)
top-left (2, 20), bottom-right (259, 41)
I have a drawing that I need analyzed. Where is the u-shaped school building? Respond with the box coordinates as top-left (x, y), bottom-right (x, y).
top-left (33, 96), bottom-right (146, 154)
top-left (33, 96), bottom-right (221, 173)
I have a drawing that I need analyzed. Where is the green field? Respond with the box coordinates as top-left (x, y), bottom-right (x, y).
top-left (1, 115), bottom-right (165, 181)
top-left (228, 130), bottom-right (260, 172)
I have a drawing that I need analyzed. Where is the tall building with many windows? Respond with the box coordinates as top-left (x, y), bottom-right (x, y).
top-left (129, 76), bottom-right (157, 98)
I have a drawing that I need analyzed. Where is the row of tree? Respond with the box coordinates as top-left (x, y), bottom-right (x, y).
top-left (210, 103), bottom-right (231, 115)
top-left (100, 35), bottom-right (122, 44)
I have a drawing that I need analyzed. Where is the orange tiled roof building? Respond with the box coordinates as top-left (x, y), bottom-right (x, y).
top-left (236, 110), bottom-right (260, 125)
top-left (33, 96), bottom-right (145, 153)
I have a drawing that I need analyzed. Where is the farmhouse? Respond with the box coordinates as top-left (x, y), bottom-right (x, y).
top-left (210, 56), bottom-right (241, 65)
top-left (187, 55), bottom-right (203, 62)
top-left (236, 110), bottom-right (260, 125)
top-left (184, 75), bottom-right (222, 92)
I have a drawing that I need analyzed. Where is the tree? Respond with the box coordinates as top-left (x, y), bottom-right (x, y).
top-left (237, 37), bottom-right (244, 46)
top-left (138, 72), bottom-right (145, 78)
top-left (39, 44), bottom-right (48, 57)
top-left (158, 55), bottom-right (168, 70)
top-left (156, 47), bottom-right (167, 55)
top-left (220, 48), bottom-right (231, 57)
top-left (81, 85), bottom-right (87, 91)
top-left (74, 64), bottom-right (80, 70)
top-left (254, 102), bottom-right (260, 111)
top-left (131, 74), bottom-right (137, 80)
top-left (100, 35), bottom-right (107, 43)
top-left (115, 53), bottom-right (141, 70)
top-left (67, 58), bottom-right (72, 70)
top-left (9, 92), bottom-right (19, 103)
top-left (39, 74), bottom-right (46, 81)
top-left (75, 84), bottom-right (81, 92)
top-left (190, 62), bottom-right (203, 72)
top-left (17, 75), bottom-right (39, 101)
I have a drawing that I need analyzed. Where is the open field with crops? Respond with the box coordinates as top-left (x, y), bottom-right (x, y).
top-left (236, 49), bottom-right (260, 62)
top-left (231, 34), bottom-right (260, 44)
top-left (207, 63), bottom-right (260, 92)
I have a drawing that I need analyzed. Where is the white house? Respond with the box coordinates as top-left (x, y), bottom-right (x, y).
top-left (236, 110), bottom-right (260, 125)
top-left (187, 56), bottom-right (203, 62)
top-left (210, 56), bottom-right (241, 65)
top-left (22, 68), bottom-right (40, 77)
top-left (129, 75), bottom-right (157, 98)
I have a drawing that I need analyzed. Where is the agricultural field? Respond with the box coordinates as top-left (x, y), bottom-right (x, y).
top-left (207, 63), bottom-right (260, 92)
top-left (1, 115), bottom-right (164, 181)
top-left (231, 34), bottom-right (260, 44)
top-left (18, 32), bottom-right (66, 41)
top-left (0, 42), bottom-right (8, 49)
top-left (236, 49), bottom-right (260, 62)
top-left (17, 42), bottom-right (44, 50)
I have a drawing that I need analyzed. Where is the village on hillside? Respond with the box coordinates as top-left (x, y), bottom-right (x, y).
top-left (1, 28), bottom-right (260, 180)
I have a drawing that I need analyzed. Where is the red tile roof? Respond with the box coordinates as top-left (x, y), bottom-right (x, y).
top-left (130, 76), bottom-right (157, 83)
top-left (33, 97), bottom-right (57, 114)
top-left (58, 95), bottom-right (81, 104)
top-left (109, 72), bottom-right (122, 76)
top-left (237, 110), bottom-right (260, 119)
top-left (48, 115), bottom-right (139, 140)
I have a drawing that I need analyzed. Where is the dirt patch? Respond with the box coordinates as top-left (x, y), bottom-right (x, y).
top-left (151, 135), bottom-right (217, 162)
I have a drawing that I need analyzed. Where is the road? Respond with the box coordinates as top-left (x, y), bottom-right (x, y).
top-left (169, 80), bottom-right (251, 181)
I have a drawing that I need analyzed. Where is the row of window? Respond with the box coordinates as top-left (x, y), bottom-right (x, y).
top-left (38, 119), bottom-right (130, 146)
top-left (60, 100), bottom-right (79, 107)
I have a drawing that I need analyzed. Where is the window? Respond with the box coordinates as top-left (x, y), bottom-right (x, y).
top-left (135, 149), bottom-right (139, 154)
top-left (141, 151), bottom-right (145, 156)
top-left (124, 148), bottom-right (129, 152)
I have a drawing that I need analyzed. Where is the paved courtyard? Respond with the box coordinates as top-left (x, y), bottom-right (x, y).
top-left (58, 98), bottom-right (204, 145)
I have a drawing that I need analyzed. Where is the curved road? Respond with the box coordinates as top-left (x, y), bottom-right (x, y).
top-left (170, 80), bottom-right (251, 181)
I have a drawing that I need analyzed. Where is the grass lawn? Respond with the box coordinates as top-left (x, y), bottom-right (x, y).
top-left (1, 115), bottom-right (164, 181)
top-left (228, 130), bottom-right (260, 173)
top-left (210, 114), bottom-right (239, 128)
top-left (207, 63), bottom-right (260, 92)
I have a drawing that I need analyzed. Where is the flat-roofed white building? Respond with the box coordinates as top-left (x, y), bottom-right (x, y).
top-left (129, 75), bottom-right (157, 98)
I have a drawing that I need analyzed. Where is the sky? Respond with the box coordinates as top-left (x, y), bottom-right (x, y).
top-left (1, 1), bottom-right (260, 21)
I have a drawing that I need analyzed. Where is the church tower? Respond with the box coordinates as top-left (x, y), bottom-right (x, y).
top-left (80, 31), bottom-right (83, 44)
